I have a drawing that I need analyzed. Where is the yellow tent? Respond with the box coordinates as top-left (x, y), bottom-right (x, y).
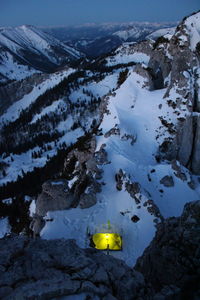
top-left (92, 232), bottom-right (122, 251)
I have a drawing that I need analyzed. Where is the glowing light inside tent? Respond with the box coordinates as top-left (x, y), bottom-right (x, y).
top-left (92, 233), bottom-right (122, 250)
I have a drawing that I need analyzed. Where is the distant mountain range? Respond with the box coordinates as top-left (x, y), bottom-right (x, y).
top-left (41, 22), bottom-right (177, 57)
top-left (0, 22), bottom-right (177, 84)
top-left (0, 25), bottom-right (83, 84)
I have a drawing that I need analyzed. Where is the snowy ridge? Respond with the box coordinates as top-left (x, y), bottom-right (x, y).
top-left (113, 27), bottom-right (149, 41)
top-left (146, 27), bottom-right (176, 40)
top-left (184, 11), bottom-right (200, 50)
top-left (0, 25), bottom-right (83, 82)
top-left (0, 25), bottom-right (81, 61)
top-left (105, 43), bottom-right (151, 66)
top-left (42, 21), bottom-right (177, 57)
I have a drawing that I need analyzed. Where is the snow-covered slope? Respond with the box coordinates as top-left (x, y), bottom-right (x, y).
top-left (0, 69), bottom-right (74, 125)
top-left (0, 25), bottom-right (83, 83)
top-left (0, 68), bottom-right (120, 186)
top-left (0, 50), bottom-right (39, 83)
top-left (184, 11), bottom-right (200, 50)
top-left (146, 27), bottom-right (176, 40)
top-left (105, 42), bottom-right (151, 66)
top-left (113, 26), bottom-right (153, 41)
top-left (41, 69), bottom-right (199, 267)
top-left (42, 22), bottom-right (177, 57)
top-left (1, 11), bottom-right (200, 269)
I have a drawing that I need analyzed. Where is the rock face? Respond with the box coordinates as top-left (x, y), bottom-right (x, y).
top-left (160, 175), bottom-right (174, 187)
top-left (62, 135), bottom-right (106, 209)
top-left (36, 179), bottom-right (74, 217)
top-left (0, 236), bottom-right (148, 300)
top-left (31, 179), bottom-right (75, 237)
top-left (79, 193), bottom-right (97, 209)
top-left (135, 200), bottom-right (200, 299)
top-left (1, 201), bottom-right (200, 299)
top-left (191, 117), bottom-right (200, 174)
top-left (149, 12), bottom-right (200, 175)
top-left (32, 135), bottom-right (106, 235)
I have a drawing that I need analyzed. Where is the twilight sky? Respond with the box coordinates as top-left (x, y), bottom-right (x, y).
top-left (0, 0), bottom-right (199, 27)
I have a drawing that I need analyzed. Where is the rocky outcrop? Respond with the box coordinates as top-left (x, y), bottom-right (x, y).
top-left (160, 175), bottom-right (174, 187)
top-left (31, 179), bottom-right (75, 236)
top-left (171, 159), bottom-right (187, 181)
top-left (29, 214), bottom-right (45, 237)
top-left (148, 44), bottom-right (172, 90)
top-left (115, 171), bottom-right (163, 222)
top-left (79, 192), bottom-right (97, 209)
top-left (153, 12), bottom-right (200, 174)
top-left (2, 201), bottom-right (200, 299)
top-left (0, 236), bottom-right (148, 300)
top-left (121, 133), bottom-right (137, 145)
top-left (125, 181), bottom-right (141, 202)
top-left (32, 135), bottom-right (108, 235)
top-left (36, 179), bottom-right (74, 217)
top-left (134, 63), bottom-right (154, 90)
top-left (104, 126), bottom-right (120, 138)
top-left (115, 169), bottom-right (125, 191)
top-left (135, 200), bottom-right (200, 299)
top-left (191, 117), bottom-right (200, 174)
top-left (62, 135), bottom-right (104, 207)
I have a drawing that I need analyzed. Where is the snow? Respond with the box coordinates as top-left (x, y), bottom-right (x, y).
top-left (0, 69), bottom-right (74, 126)
top-left (185, 12), bottom-right (200, 50)
top-left (41, 69), bottom-right (199, 267)
top-left (0, 128), bottom-right (83, 186)
top-left (24, 195), bottom-right (31, 202)
top-left (2, 198), bottom-right (12, 204)
top-left (58, 128), bottom-right (84, 146)
top-left (146, 27), bottom-right (176, 40)
top-left (0, 218), bottom-right (10, 238)
top-left (106, 44), bottom-right (150, 66)
top-left (31, 99), bottom-right (66, 124)
top-left (68, 176), bottom-right (78, 189)
top-left (51, 181), bottom-right (65, 185)
top-left (57, 116), bottom-right (74, 132)
top-left (69, 72), bottom-right (119, 103)
top-left (0, 51), bottom-right (39, 81)
top-left (0, 25), bottom-right (82, 63)
top-left (29, 200), bottom-right (36, 217)
top-left (0, 145), bottom-right (56, 186)
top-left (113, 28), bottom-right (140, 41)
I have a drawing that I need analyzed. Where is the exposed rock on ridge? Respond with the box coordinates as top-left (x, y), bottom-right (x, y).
top-left (1, 200), bottom-right (200, 299)
top-left (146, 11), bottom-right (200, 174)
top-left (0, 236), bottom-right (148, 300)
top-left (135, 200), bottom-right (200, 299)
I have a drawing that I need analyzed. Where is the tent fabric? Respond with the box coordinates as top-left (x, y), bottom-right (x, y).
top-left (92, 233), bottom-right (122, 251)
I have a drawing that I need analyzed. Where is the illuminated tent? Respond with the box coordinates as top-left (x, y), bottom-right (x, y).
top-left (92, 232), bottom-right (122, 250)
top-left (91, 221), bottom-right (122, 251)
